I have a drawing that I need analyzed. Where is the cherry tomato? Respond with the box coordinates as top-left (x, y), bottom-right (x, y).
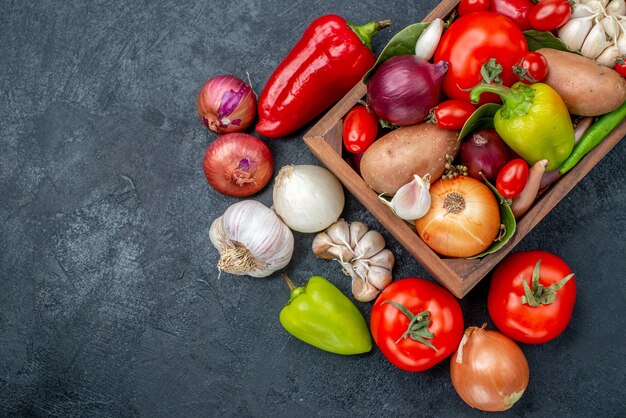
top-left (434, 12), bottom-right (528, 104)
top-left (458, 0), bottom-right (490, 16)
top-left (496, 158), bottom-right (528, 198)
top-left (514, 51), bottom-right (549, 83)
top-left (488, 250), bottom-right (576, 344)
top-left (342, 104), bottom-right (378, 154)
top-left (370, 278), bottom-right (464, 372)
top-left (615, 56), bottom-right (626, 78)
top-left (489, 0), bottom-right (534, 31)
top-left (431, 100), bottom-right (476, 131)
top-left (529, 0), bottom-right (572, 31)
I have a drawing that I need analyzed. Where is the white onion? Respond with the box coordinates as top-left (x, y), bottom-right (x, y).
top-left (272, 165), bottom-right (345, 233)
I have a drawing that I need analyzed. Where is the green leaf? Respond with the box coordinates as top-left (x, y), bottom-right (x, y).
top-left (523, 30), bottom-right (580, 54)
top-left (458, 103), bottom-right (501, 141)
top-left (363, 22), bottom-right (431, 82)
top-left (467, 179), bottom-right (517, 259)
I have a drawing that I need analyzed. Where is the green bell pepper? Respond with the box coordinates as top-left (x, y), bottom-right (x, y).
top-left (279, 275), bottom-right (372, 355)
top-left (470, 82), bottom-right (575, 172)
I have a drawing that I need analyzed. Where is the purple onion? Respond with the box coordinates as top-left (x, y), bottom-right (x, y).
top-left (197, 74), bottom-right (256, 134)
top-left (366, 55), bottom-right (447, 126)
top-left (460, 129), bottom-right (512, 181)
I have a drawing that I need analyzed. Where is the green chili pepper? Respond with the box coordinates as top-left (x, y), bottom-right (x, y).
top-left (559, 101), bottom-right (626, 175)
top-left (470, 82), bottom-right (575, 172)
top-left (279, 274), bottom-right (372, 355)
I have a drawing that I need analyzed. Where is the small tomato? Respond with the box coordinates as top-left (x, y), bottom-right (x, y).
top-left (529, 0), bottom-right (572, 31)
top-left (458, 0), bottom-right (490, 16)
top-left (496, 158), bottom-right (529, 198)
top-left (514, 51), bottom-right (549, 83)
top-left (342, 104), bottom-right (378, 154)
top-left (615, 56), bottom-right (626, 78)
top-left (431, 100), bottom-right (476, 131)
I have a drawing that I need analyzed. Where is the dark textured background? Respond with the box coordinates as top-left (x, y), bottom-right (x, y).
top-left (1, 0), bottom-right (625, 416)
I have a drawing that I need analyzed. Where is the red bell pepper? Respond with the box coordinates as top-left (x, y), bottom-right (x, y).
top-left (256, 14), bottom-right (390, 139)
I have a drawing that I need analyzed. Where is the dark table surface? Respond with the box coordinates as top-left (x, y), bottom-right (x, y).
top-left (2, 0), bottom-right (626, 416)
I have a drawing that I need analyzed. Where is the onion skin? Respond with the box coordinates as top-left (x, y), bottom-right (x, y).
top-left (197, 75), bottom-right (256, 134)
top-left (450, 326), bottom-right (529, 412)
top-left (460, 129), bottom-right (511, 181)
top-left (202, 133), bottom-right (274, 197)
top-left (367, 55), bottom-right (447, 126)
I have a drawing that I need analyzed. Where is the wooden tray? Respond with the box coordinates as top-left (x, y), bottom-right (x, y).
top-left (303, 0), bottom-right (626, 298)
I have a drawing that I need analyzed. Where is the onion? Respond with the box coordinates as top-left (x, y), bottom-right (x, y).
top-left (203, 133), bottom-right (274, 197)
top-left (197, 74), bottom-right (256, 134)
top-left (415, 176), bottom-right (500, 258)
top-left (460, 129), bottom-right (511, 181)
top-left (273, 165), bottom-right (345, 233)
top-left (367, 55), bottom-right (447, 126)
top-left (450, 326), bottom-right (529, 412)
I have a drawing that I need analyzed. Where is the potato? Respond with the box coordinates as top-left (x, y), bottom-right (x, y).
top-left (538, 48), bottom-right (626, 116)
top-left (360, 122), bottom-right (459, 195)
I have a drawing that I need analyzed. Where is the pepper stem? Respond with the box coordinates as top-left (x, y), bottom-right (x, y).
top-left (521, 259), bottom-right (575, 306)
top-left (470, 83), bottom-right (535, 119)
top-left (347, 19), bottom-right (391, 50)
top-left (282, 273), bottom-right (297, 291)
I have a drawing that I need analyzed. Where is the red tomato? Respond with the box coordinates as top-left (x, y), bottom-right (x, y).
top-left (496, 158), bottom-right (528, 198)
top-left (489, 0), bottom-right (535, 31)
top-left (342, 104), bottom-right (378, 154)
top-left (529, 0), bottom-right (572, 31)
top-left (615, 56), bottom-right (626, 78)
top-left (431, 100), bottom-right (476, 131)
top-left (514, 51), bottom-right (549, 83)
top-left (458, 0), bottom-right (490, 16)
top-left (488, 250), bottom-right (576, 344)
top-left (370, 278), bottom-right (464, 372)
top-left (434, 12), bottom-right (529, 104)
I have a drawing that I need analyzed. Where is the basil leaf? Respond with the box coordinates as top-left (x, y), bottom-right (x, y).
top-left (458, 103), bottom-right (501, 141)
top-left (363, 22), bottom-right (431, 82)
top-left (523, 30), bottom-right (579, 53)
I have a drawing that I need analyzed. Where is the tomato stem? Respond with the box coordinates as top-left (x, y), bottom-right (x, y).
top-left (383, 301), bottom-right (438, 351)
top-left (521, 259), bottom-right (574, 306)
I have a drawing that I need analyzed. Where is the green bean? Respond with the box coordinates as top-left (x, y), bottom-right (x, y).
top-left (559, 101), bottom-right (626, 175)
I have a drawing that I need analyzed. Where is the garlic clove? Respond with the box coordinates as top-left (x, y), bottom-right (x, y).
top-left (366, 265), bottom-right (393, 290)
top-left (352, 277), bottom-right (380, 302)
top-left (312, 232), bottom-right (337, 259)
top-left (326, 218), bottom-right (352, 249)
top-left (571, 3), bottom-right (600, 18)
top-left (581, 18), bottom-right (611, 59)
top-left (354, 230), bottom-right (386, 259)
top-left (617, 31), bottom-right (626, 54)
top-left (583, 0), bottom-right (608, 8)
top-left (415, 18), bottom-right (444, 61)
top-left (390, 174), bottom-right (431, 221)
top-left (596, 44), bottom-right (621, 66)
top-left (559, 15), bottom-right (596, 51)
top-left (367, 248), bottom-right (396, 270)
top-left (349, 221), bottom-right (369, 249)
top-left (601, 15), bottom-right (621, 40)
top-left (606, 0), bottom-right (626, 15)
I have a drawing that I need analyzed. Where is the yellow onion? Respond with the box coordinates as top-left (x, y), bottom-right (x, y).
top-left (415, 176), bottom-right (500, 258)
top-left (450, 325), bottom-right (529, 412)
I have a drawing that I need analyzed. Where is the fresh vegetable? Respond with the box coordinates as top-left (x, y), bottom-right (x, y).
top-left (312, 219), bottom-right (394, 302)
top-left (538, 47), bottom-right (626, 116)
top-left (415, 176), bottom-right (501, 258)
top-left (458, 0), bottom-right (490, 16)
top-left (370, 278), bottom-right (464, 372)
top-left (256, 15), bottom-right (390, 138)
top-left (510, 159), bottom-right (548, 218)
top-left (470, 82), bottom-right (574, 172)
top-left (273, 165), bottom-right (345, 233)
top-left (209, 200), bottom-right (294, 277)
top-left (615, 55), bottom-right (626, 77)
top-left (202, 133), bottom-right (274, 197)
top-left (342, 105), bottom-right (379, 154)
top-left (496, 159), bottom-right (529, 199)
top-left (559, 100), bottom-right (626, 174)
top-left (390, 174), bottom-right (431, 221)
top-left (366, 55), bottom-right (447, 126)
top-left (489, 0), bottom-right (534, 31)
top-left (450, 325), bottom-right (529, 412)
top-left (460, 128), bottom-right (512, 181)
top-left (513, 51), bottom-right (549, 83)
top-left (529, 0), bottom-right (572, 31)
top-left (359, 122), bottom-right (460, 195)
top-left (197, 75), bottom-right (256, 134)
top-left (434, 12), bottom-right (529, 103)
top-left (279, 275), bottom-right (372, 355)
top-left (431, 100), bottom-right (476, 131)
top-left (414, 18), bottom-right (444, 61)
top-left (488, 251), bottom-right (576, 344)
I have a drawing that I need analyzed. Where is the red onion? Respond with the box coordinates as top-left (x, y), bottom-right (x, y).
top-left (460, 129), bottom-right (511, 181)
top-left (197, 75), bottom-right (256, 134)
top-left (203, 133), bottom-right (273, 197)
top-left (366, 55), bottom-right (447, 126)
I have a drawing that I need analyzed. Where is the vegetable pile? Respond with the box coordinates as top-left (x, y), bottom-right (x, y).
top-left (195, 1), bottom-right (624, 413)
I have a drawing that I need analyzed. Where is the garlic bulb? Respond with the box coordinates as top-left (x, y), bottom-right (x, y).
top-left (273, 164), bottom-right (345, 233)
top-left (415, 18), bottom-right (444, 61)
top-left (390, 174), bottom-right (431, 221)
top-left (209, 200), bottom-right (294, 277)
top-left (581, 18), bottom-right (611, 59)
top-left (312, 219), bottom-right (394, 302)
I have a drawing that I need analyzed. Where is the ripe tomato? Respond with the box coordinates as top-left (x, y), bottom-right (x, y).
top-left (458, 0), bottom-right (490, 16)
top-left (489, 0), bottom-right (534, 31)
top-left (342, 104), bottom-right (378, 154)
top-left (370, 278), bottom-right (464, 372)
top-left (431, 100), bottom-right (476, 131)
top-left (615, 56), bottom-right (626, 78)
top-left (529, 0), bottom-right (572, 31)
top-left (496, 158), bottom-right (528, 198)
top-left (488, 251), bottom-right (576, 344)
top-left (514, 51), bottom-right (549, 83)
top-left (434, 12), bottom-right (528, 104)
